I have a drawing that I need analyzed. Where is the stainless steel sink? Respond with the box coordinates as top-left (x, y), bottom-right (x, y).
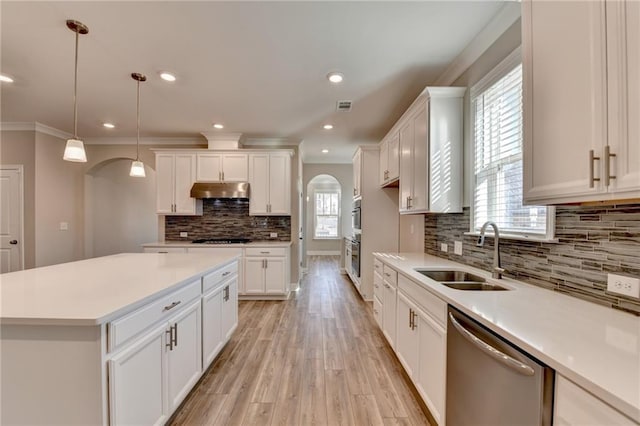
top-left (414, 269), bottom-right (510, 291)
top-left (441, 282), bottom-right (509, 291)
top-left (415, 269), bottom-right (486, 283)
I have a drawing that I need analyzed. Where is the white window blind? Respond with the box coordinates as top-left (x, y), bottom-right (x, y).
top-left (471, 55), bottom-right (549, 238)
top-left (314, 191), bottom-right (340, 239)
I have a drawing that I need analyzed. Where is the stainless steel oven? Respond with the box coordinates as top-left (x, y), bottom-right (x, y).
top-left (352, 199), bottom-right (361, 232)
top-left (351, 234), bottom-right (361, 278)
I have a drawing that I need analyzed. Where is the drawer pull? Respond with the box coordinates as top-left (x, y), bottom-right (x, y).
top-left (260, 251), bottom-right (270, 254)
top-left (163, 301), bottom-right (181, 312)
top-left (384, 272), bottom-right (391, 277)
top-left (166, 328), bottom-right (173, 350)
top-left (173, 323), bottom-right (178, 347)
top-left (159, 251), bottom-right (168, 254)
top-left (222, 271), bottom-right (231, 277)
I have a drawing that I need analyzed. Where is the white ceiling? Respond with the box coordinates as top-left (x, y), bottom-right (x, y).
top-left (1, 1), bottom-right (507, 163)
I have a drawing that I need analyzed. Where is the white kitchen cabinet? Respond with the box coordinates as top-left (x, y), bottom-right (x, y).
top-left (398, 87), bottom-right (464, 214)
top-left (221, 277), bottom-right (238, 340)
top-left (248, 152), bottom-right (291, 215)
top-left (243, 247), bottom-right (289, 297)
top-left (109, 298), bottom-right (202, 425)
top-left (523, 0), bottom-right (640, 204)
top-left (167, 300), bottom-right (202, 412)
top-left (202, 284), bottom-right (224, 367)
top-left (382, 266), bottom-right (398, 349)
top-left (396, 291), bottom-right (419, 378)
top-left (379, 133), bottom-right (400, 186)
top-left (155, 152), bottom-right (202, 215)
top-left (196, 153), bottom-right (248, 182)
top-left (108, 323), bottom-right (168, 426)
top-left (373, 296), bottom-right (383, 329)
top-left (415, 307), bottom-right (446, 426)
top-left (353, 148), bottom-right (362, 198)
top-left (554, 375), bottom-right (635, 425)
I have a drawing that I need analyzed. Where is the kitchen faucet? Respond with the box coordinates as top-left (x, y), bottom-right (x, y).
top-left (477, 221), bottom-right (505, 279)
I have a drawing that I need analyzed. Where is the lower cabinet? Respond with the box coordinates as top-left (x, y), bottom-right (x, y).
top-left (244, 248), bottom-right (289, 296)
top-left (382, 279), bottom-right (397, 349)
top-left (396, 292), bottom-right (420, 378)
top-left (554, 375), bottom-right (636, 425)
top-left (109, 299), bottom-right (202, 425)
top-left (221, 278), bottom-right (238, 341)
top-left (202, 284), bottom-right (224, 368)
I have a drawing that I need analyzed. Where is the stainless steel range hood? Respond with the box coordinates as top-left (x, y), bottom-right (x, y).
top-left (190, 182), bottom-right (250, 199)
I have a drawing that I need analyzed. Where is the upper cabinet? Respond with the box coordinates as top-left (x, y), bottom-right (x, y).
top-left (155, 153), bottom-right (202, 215)
top-left (353, 149), bottom-right (362, 199)
top-left (523, 0), bottom-right (640, 204)
top-left (248, 152), bottom-right (291, 215)
top-left (398, 87), bottom-right (465, 214)
top-left (379, 132), bottom-right (400, 186)
top-left (196, 153), bottom-right (248, 182)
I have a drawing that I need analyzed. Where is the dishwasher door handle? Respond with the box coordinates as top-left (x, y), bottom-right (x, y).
top-left (448, 312), bottom-right (535, 376)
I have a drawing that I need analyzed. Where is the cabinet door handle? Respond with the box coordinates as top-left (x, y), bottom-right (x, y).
top-left (163, 301), bottom-right (181, 312)
top-left (265, 259), bottom-right (268, 268)
top-left (589, 149), bottom-right (601, 188)
top-left (412, 311), bottom-right (418, 330)
top-left (260, 251), bottom-right (270, 254)
top-left (172, 323), bottom-right (178, 347)
top-left (166, 328), bottom-right (173, 350)
top-left (409, 308), bottom-right (413, 328)
top-left (604, 145), bottom-right (616, 187)
top-left (222, 171), bottom-right (225, 181)
top-left (219, 171), bottom-right (222, 181)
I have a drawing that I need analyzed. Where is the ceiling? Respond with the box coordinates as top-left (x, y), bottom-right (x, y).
top-left (1, 1), bottom-right (507, 163)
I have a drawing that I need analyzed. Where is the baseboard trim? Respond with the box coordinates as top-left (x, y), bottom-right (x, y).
top-left (290, 281), bottom-right (300, 292)
top-left (340, 268), bottom-right (346, 275)
top-left (306, 250), bottom-right (340, 256)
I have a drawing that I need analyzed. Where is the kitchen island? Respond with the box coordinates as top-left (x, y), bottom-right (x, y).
top-left (1, 252), bottom-right (240, 425)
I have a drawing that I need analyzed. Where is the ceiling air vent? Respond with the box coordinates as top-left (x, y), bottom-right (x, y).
top-left (336, 100), bottom-right (352, 112)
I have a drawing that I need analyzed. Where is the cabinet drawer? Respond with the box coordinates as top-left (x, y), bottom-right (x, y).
top-left (398, 274), bottom-right (446, 326)
top-left (187, 247), bottom-right (242, 256)
top-left (203, 261), bottom-right (238, 294)
top-left (108, 279), bottom-right (201, 352)
top-left (373, 271), bottom-right (384, 300)
top-left (382, 265), bottom-right (398, 287)
top-left (374, 259), bottom-right (383, 274)
top-left (245, 247), bottom-right (287, 257)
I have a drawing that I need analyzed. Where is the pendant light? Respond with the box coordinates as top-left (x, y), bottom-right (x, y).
top-left (130, 73), bottom-right (147, 177)
top-left (63, 20), bottom-right (89, 162)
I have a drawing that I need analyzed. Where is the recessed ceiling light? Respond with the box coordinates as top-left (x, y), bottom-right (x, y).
top-left (103, 122), bottom-right (115, 129)
top-left (323, 124), bottom-right (333, 130)
top-left (322, 149), bottom-right (329, 154)
top-left (327, 72), bottom-right (344, 83)
top-left (213, 123), bottom-right (224, 129)
top-left (0, 74), bottom-right (14, 83)
top-left (160, 72), bottom-right (176, 82)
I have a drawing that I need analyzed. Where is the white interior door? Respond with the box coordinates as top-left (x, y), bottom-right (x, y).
top-left (0, 166), bottom-right (23, 273)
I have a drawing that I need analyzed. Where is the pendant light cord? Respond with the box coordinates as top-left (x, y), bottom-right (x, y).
top-left (73, 30), bottom-right (79, 139)
top-left (136, 79), bottom-right (140, 161)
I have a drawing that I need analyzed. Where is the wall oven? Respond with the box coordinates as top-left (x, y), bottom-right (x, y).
top-left (351, 234), bottom-right (361, 278)
top-left (352, 199), bottom-right (361, 232)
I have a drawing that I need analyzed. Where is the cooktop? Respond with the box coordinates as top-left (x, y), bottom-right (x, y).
top-left (191, 238), bottom-right (252, 244)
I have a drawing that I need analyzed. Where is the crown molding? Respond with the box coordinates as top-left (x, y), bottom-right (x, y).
top-left (433, 2), bottom-right (521, 86)
top-left (0, 122), bottom-right (73, 140)
top-left (243, 137), bottom-right (300, 147)
top-left (83, 136), bottom-right (205, 146)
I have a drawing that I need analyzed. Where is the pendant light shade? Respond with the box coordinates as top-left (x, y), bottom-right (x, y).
top-left (130, 72), bottom-right (147, 177)
top-left (64, 19), bottom-right (89, 163)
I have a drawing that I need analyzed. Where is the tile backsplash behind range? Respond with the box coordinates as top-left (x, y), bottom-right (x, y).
top-left (424, 205), bottom-right (640, 315)
top-left (165, 199), bottom-right (291, 241)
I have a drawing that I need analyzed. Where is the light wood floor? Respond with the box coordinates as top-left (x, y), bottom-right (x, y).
top-left (169, 256), bottom-right (431, 425)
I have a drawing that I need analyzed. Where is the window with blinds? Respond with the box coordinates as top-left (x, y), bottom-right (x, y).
top-left (315, 191), bottom-right (340, 239)
top-left (471, 50), bottom-right (551, 238)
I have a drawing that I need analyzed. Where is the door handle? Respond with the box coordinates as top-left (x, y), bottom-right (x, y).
top-left (604, 145), bottom-right (616, 187)
top-left (9, 240), bottom-right (18, 245)
top-left (448, 312), bottom-right (535, 376)
top-left (589, 149), bottom-right (601, 188)
top-left (166, 327), bottom-right (174, 350)
top-left (172, 323), bottom-right (178, 347)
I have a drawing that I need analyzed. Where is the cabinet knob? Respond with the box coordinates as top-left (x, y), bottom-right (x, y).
top-left (9, 240), bottom-right (17, 245)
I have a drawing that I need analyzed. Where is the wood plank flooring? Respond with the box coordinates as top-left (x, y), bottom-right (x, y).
top-left (170, 256), bottom-right (431, 425)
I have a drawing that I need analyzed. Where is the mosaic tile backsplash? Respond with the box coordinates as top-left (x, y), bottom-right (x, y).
top-left (424, 205), bottom-right (640, 315)
top-left (165, 199), bottom-right (291, 241)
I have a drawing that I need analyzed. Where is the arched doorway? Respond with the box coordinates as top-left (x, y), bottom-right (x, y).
top-left (84, 158), bottom-right (157, 258)
top-left (304, 174), bottom-right (342, 263)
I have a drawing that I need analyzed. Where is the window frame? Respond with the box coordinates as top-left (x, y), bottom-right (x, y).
top-left (468, 46), bottom-right (556, 242)
top-left (313, 190), bottom-right (341, 240)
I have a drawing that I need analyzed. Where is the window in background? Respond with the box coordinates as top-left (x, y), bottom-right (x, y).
top-left (471, 48), bottom-right (553, 239)
top-left (315, 191), bottom-right (340, 239)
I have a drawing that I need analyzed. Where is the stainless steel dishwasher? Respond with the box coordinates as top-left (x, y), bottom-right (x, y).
top-left (446, 307), bottom-right (554, 425)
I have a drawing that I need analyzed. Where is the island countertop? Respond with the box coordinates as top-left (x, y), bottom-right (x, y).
top-left (0, 252), bottom-right (240, 326)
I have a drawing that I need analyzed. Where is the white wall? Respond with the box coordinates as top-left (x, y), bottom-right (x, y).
top-left (86, 159), bottom-right (157, 258)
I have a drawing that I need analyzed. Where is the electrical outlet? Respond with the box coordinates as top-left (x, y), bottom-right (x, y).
top-left (440, 243), bottom-right (448, 253)
top-left (270, 232), bottom-right (278, 238)
top-left (59, 222), bottom-right (68, 231)
top-left (179, 232), bottom-right (188, 238)
top-left (454, 241), bottom-right (463, 255)
top-left (607, 273), bottom-right (640, 299)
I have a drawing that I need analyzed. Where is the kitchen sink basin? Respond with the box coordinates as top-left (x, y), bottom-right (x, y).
top-left (414, 269), bottom-right (510, 291)
top-left (441, 282), bottom-right (509, 291)
top-left (415, 269), bottom-right (486, 283)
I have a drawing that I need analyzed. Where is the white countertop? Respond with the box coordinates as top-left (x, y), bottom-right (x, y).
top-left (0, 253), bottom-right (240, 326)
top-left (374, 252), bottom-right (640, 423)
top-left (142, 241), bottom-right (293, 248)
